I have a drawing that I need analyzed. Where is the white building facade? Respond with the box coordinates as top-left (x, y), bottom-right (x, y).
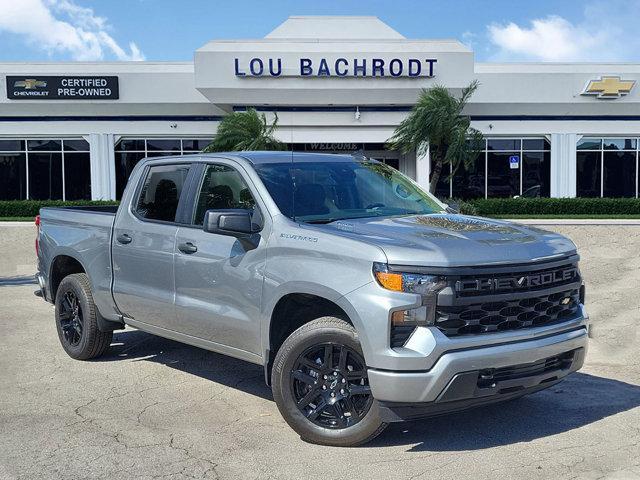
top-left (1, 16), bottom-right (639, 201)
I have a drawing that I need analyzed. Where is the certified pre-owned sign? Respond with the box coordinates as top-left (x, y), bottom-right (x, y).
top-left (6, 76), bottom-right (119, 100)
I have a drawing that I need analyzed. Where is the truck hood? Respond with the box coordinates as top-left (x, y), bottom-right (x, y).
top-left (318, 214), bottom-right (577, 267)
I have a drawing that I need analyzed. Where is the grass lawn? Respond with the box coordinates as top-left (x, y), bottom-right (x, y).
top-left (0, 217), bottom-right (36, 222)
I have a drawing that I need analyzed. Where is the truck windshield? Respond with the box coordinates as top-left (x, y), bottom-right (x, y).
top-left (253, 160), bottom-right (444, 223)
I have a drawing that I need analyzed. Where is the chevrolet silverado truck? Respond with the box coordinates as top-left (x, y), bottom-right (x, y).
top-left (36, 152), bottom-right (588, 446)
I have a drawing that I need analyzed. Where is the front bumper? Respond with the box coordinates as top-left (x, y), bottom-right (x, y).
top-left (367, 326), bottom-right (587, 408)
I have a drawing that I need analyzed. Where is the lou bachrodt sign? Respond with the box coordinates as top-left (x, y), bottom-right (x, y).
top-left (6, 76), bottom-right (119, 100)
top-left (234, 57), bottom-right (437, 77)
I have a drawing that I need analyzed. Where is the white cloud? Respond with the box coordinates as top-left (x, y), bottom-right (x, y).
top-left (0, 0), bottom-right (145, 61)
top-left (461, 31), bottom-right (478, 51)
top-left (486, 1), bottom-right (640, 62)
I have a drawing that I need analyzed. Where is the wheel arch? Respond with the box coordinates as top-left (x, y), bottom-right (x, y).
top-left (262, 283), bottom-right (366, 386)
top-left (49, 253), bottom-right (123, 333)
top-left (49, 253), bottom-right (87, 300)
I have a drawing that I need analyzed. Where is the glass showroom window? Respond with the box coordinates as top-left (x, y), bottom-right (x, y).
top-left (114, 138), bottom-right (212, 199)
top-left (0, 139), bottom-right (90, 200)
top-left (577, 138), bottom-right (638, 198)
top-left (431, 138), bottom-right (550, 199)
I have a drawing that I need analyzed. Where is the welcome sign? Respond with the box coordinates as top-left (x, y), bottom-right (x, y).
top-left (234, 57), bottom-right (437, 78)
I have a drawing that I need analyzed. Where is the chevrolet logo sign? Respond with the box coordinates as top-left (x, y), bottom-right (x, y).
top-left (14, 79), bottom-right (47, 89)
top-left (583, 76), bottom-right (635, 98)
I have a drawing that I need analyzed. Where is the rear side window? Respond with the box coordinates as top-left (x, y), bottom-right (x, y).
top-left (135, 164), bottom-right (190, 222)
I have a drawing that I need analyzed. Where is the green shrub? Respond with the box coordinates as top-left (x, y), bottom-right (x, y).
top-left (0, 200), bottom-right (119, 218)
top-left (439, 198), bottom-right (479, 216)
top-left (3, 198), bottom-right (640, 219)
top-left (464, 198), bottom-right (640, 216)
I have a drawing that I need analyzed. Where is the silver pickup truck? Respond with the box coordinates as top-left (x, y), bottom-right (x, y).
top-left (36, 152), bottom-right (588, 446)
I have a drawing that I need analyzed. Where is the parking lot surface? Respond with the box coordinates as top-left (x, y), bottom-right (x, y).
top-left (1, 223), bottom-right (639, 480)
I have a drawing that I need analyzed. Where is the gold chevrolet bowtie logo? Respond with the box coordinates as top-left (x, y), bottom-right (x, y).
top-left (583, 76), bottom-right (635, 98)
top-left (14, 79), bottom-right (47, 89)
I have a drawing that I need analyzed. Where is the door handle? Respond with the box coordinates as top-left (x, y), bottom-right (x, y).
top-left (116, 233), bottom-right (132, 244)
top-left (178, 242), bottom-right (198, 254)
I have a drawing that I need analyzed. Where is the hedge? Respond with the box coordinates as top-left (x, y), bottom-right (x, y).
top-left (2, 198), bottom-right (640, 218)
top-left (0, 200), bottom-right (119, 218)
top-left (450, 198), bottom-right (640, 216)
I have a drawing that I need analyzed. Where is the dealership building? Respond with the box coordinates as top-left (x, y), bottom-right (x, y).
top-left (1, 16), bottom-right (640, 201)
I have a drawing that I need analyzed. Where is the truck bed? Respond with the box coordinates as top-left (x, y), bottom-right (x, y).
top-left (38, 205), bottom-right (118, 321)
top-left (42, 205), bottom-right (119, 214)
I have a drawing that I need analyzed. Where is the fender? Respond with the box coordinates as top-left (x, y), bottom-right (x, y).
top-left (260, 280), bottom-right (370, 385)
top-left (48, 251), bottom-right (124, 332)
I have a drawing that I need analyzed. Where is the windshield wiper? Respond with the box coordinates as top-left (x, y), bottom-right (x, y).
top-left (303, 218), bottom-right (343, 224)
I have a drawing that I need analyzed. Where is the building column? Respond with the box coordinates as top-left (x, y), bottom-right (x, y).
top-left (86, 133), bottom-right (116, 200)
top-left (415, 143), bottom-right (430, 191)
top-left (550, 133), bottom-right (579, 198)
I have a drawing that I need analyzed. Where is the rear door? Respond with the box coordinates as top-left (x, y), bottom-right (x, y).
top-left (173, 162), bottom-right (269, 355)
top-left (112, 162), bottom-right (192, 330)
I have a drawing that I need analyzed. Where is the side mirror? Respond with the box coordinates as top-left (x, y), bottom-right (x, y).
top-left (445, 202), bottom-right (460, 214)
top-left (203, 209), bottom-right (254, 236)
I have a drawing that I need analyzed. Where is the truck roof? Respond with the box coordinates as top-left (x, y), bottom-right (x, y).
top-left (140, 151), bottom-right (370, 166)
top-left (219, 151), bottom-right (367, 165)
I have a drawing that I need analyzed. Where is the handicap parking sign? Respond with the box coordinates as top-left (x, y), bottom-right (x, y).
top-left (509, 155), bottom-right (520, 169)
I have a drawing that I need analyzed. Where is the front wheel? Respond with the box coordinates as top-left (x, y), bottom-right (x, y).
top-left (271, 317), bottom-right (387, 446)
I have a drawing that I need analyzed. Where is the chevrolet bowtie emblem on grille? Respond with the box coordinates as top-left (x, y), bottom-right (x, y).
top-left (561, 297), bottom-right (571, 305)
top-left (14, 79), bottom-right (47, 89)
top-left (583, 76), bottom-right (635, 98)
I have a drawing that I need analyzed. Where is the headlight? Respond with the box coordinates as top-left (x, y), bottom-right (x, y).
top-left (373, 262), bottom-right (447, 327)
top-left (373, 262), bottom-right (446, 294)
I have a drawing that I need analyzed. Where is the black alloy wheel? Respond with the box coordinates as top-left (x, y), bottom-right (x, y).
top-left (58, 290), bottom-right (83, 346)
top-left (54, 273), bottom-right (112, 360)
top-left (271, 316), bottom-right (387, 446)
top-left (290, 342), bottom-right (373, 429)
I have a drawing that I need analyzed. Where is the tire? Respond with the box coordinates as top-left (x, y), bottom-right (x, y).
top-left (271, 316), bottom-right (387, 446)
top-left (54, 273), bottom-right (112, 360)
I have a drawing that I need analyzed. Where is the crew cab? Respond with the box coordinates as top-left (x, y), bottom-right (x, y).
top-left (36, 152), bottom-right (588, 446)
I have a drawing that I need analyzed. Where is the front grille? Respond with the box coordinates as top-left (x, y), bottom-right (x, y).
top-left (477, 350), bottom-right (576, 388)
top-left (436, 288), bottom-right (580, 337)
top-left (454, 262), bottom-right (580, 297)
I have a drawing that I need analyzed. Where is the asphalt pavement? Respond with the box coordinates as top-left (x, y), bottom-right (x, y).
top-left (1, 223), bottom-right (639, 480)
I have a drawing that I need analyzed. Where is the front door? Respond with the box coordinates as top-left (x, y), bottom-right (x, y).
top-left (173, 163), bottom-right (268, 355)
top-left (112, 162), bottom-right (191, 330)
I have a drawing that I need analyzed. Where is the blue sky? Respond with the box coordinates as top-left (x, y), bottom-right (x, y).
top-left (0, 0), bottom-right (638, 63)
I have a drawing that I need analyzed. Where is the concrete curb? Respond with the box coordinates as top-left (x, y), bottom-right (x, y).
top-left (510, 219), bottom-right (640, 225)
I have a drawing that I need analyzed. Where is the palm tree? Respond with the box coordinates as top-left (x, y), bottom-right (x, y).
top-left (203, 108), bottom-right (286, 152)
top-left (387, 80), bottom-right (484, 195)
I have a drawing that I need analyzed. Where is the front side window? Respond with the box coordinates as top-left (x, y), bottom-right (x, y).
top-left (254, 160), bottom-right (443, 223)
top-left (193, 164), bottom-right (257, 225)
top-left (135, 164), bottom-right (190, 222)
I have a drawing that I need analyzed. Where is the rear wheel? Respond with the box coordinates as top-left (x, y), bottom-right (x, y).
top-left (271, 317), bottom-right (387, 446)
top-left (55, 273), bottom-right (112, 360)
